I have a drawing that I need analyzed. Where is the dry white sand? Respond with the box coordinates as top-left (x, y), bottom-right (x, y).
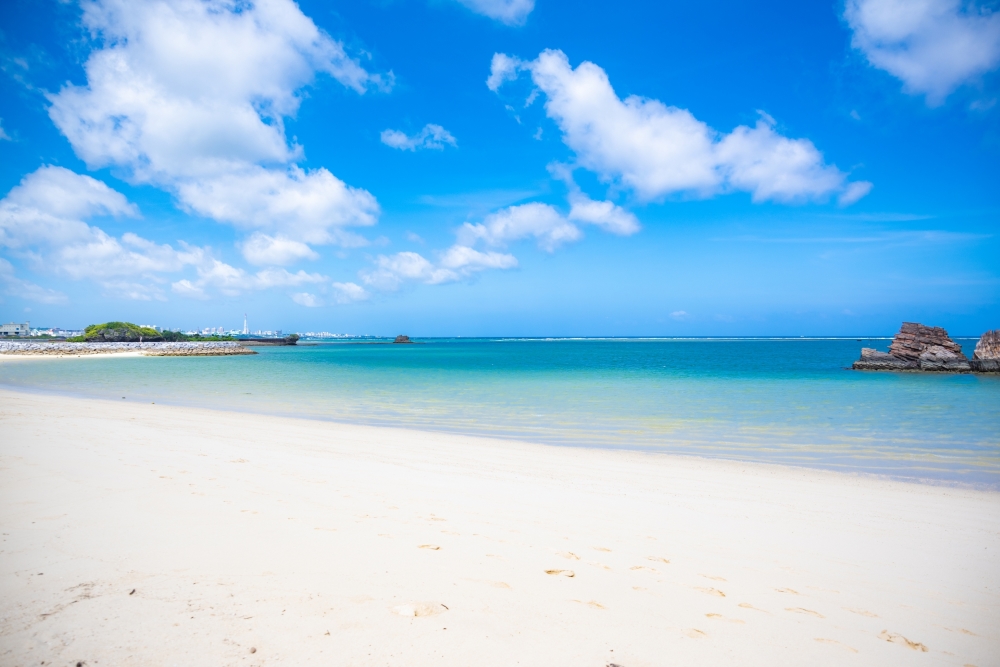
top-left (0, 388), bottom-right (997, 666)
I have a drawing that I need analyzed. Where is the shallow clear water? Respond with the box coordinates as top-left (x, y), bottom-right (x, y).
top-left (3, 338), bottom-right (998, 486)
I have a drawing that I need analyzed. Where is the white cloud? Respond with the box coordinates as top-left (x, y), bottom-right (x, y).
top-left (175, 165), bottom-right (378, 244)
top-left (845, 0), bottom-right (1000, 104)
top-left (839, 181), bottom-right (875, 207)
top-left (332, 281), bottom-right (369, 304)
top-left (360, 245), bottom-right (517, 291)
top-left (0, 166), bottom-right (207, 290)
top-left (670, 310), bottom-right (689, 320)
top-left (453, 0), bottom-right (534, 26)
top-left (47, 0), bottom-right (385, 248)
top-left (291, 292), bottom-right (321, 307)
top-left (548, 162), bottom-right (640, 235)
top-left (491, 50), bottom-right (870, 205)
top-left (241, 233), bottom-right (319, 266)
top-left (173, 262), bottom-right (326, 298)
top-left (381, 124), bottom-right (457, 151)
top-left (0, 119), bottom-right (10, 141)
top-left (361, 251), bottom-right (453, 290)
top-left (253, 267), bottom-right (327, 289)
top-left (171, 279), bottom-right (207, 299)
top-left (438, 244), bottom-right (519, 273)
top-left (3, 166), bottom-right (328, 301)
top-left (487, 53), bottom-right (524, 91)
top-left (0, 258), bottom-right (68, 304)
top-left (458, 202), bottom-right (582, 252)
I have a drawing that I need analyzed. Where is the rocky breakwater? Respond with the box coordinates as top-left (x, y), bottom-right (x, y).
top-left (972, 329), bottom-right (1000, 372)
top-left (0, 341), bottom-right (256, 357)
top-left (852, 322), bottom-right (998, 373)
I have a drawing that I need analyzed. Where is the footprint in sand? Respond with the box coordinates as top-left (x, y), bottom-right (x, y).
top-left (706, 613), bottom-right (744, 624)
top-left (815, 638), bottom-right (858, 653)
top-left (587, 561), bottom-right (612, 570)
top-left (572, 599), bottom-right (606, 609)
top-left (695, 587), bottom-right (726, 597)
top-left (878, 630), bottom-right (928, 652)
top-left (391, 602), bottom-right (448, 617)
top-left (418, 544), bottom-right (441, 550)
top-left (630, 566), bottom-right (657, 573)
top-left (647, 556), bottom-right (670, 564)
top-left (685, 629), bottom-right (707, 639)
top-left (545, 569), bottom-right (576, 578)
top-left (557, 552), bottom-right (581, 560)
top-left (786, 607), bottom-right (824, 618)
top-left (775, 588), bottom-right (799, 594)
top-left (593, 547), bottom-right (612, 552)
top-left (738, 603), bottom-right (768, 613)
top-left (700, 574), bottom-right (727, 582)
top-left (844, 607), bottom-right (878, 617)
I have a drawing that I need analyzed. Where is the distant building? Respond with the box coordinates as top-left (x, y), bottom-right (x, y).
top-left (1, 321), bottom-right (30, 337)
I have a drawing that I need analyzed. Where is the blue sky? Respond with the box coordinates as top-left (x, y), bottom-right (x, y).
top-left (0, 0), bottom-right (998, 335)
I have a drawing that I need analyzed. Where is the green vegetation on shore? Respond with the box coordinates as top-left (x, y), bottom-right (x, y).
top-left (67, 321), bottom-right (234, 342)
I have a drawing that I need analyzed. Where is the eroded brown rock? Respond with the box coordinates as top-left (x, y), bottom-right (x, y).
top-left (888, 322), bottom-right (966, 362)
top-left (974, 330), bottom-right (1000, 360)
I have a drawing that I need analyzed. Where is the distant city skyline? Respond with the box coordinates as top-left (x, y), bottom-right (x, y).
top-left (1, 0), bottom-right (997, 335)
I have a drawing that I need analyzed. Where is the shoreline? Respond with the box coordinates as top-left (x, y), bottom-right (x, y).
top-left (1, 387), bottom-right (997, 665)
top-left (3, 379), bottom-right (997, 492)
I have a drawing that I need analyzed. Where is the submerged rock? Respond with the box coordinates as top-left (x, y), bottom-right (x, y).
top-left (853, 347), bottom-right (915, 371)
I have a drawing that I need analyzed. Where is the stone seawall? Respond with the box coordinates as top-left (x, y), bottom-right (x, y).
top-left (0, 341), bottom-right (256, 356)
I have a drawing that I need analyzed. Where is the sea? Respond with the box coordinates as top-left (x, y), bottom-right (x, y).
top-left (2, 337), bottom-right (998, 487)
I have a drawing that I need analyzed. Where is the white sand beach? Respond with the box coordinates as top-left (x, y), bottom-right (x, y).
top-left (1, 387), bottom-right (997, 666)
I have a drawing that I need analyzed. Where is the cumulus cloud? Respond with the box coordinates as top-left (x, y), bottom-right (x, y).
top-left (381, 124), bottom-right (457, 151)
top-left (0, 166), bottom-right (208, 295)
top-left (845, 0), bottom-right (1000, 104)
top-left (291, 292), bottom-right (321, 307)
top-left (453, 0), bottom-right (534, 25)
top-left (241, 233), bottom-right (319, 266)
top-left (490, 50), bottom-right (871, 205)
top-left (548, 162), bottom-right (640, 235)
top-left (458, 202), bottom-right (581, 252)
top-left (332, 281), bottom-right (369, 304)
top-left (357, 195), bottom-right (634, 293)
top-left (2, 166), bottom-right (327, 301)
top-left (172, 262), bottom-right (326, 298)
top-left (47, 0), bottom-right (385, 249)
top-left (360, 245), bottom-right (517, 291)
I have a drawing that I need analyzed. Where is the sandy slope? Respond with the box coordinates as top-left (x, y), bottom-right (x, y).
top-left (0, 388), bottom-right (997, 666)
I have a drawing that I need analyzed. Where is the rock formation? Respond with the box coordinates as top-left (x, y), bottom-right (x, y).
top-left (887, 322), bottom-right (965, 361)
top-left (972, 330), bottom-right (1000, 372)
top-left (853, 322), bottom-right (971, 372)
top-left (0, 341), bottom-right (255, 356)
top-left (393, 335), bottom-right (413, 344)
top-left (974, 330), bottom-right (1000, 360)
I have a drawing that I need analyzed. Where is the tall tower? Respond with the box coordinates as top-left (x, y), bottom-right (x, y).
top-left (243, 313), bottom-right (248, 335)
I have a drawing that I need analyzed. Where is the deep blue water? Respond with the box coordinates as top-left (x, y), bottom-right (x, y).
top-left (2, 337), bottom-right (997, 486)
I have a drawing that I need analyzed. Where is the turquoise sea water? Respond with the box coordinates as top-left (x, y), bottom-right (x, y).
top-left (2, 338), bottom-right (998, 486)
